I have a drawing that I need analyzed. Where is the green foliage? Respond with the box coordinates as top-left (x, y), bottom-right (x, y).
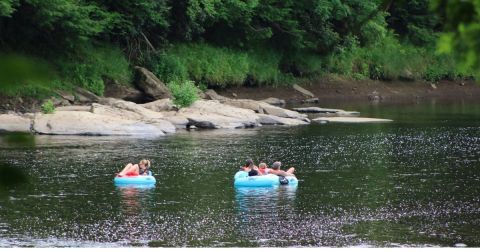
top-left (55, 45), bottom-right (132, 96)
top-left (0, 0), bottom-right (18, 17)
top-left (0, 54), bottom-right (64, 99)
top-left (167, 80), bottom-right (199, 107)
top-left (432, 0), bottom-right (480, 77)
top-left (152, 43), bottom-right (293, 87)
top-left (150, 53), bottom-right (188, 83)
top-left (153, 43), bottom-right (249, 87)
top-left (40, 99), bottom-right (55, 114)
top-left (326, 32), bottom-right (472, 82)
top-left (0, 0), bottom-right (119, 51)
top-left (0, 0), bottom-right (474, 100)
top-left (0, 54), bottom-right (52, 89)
top-left (387, 0), bottom-right (440, 46)
top-left (247, 47), bottom-right (283, 84)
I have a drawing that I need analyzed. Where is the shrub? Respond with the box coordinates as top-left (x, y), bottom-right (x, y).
top-left (40, 99), bottom-right (55, 114)
top-left (167, 80), bottom-right (199, 107)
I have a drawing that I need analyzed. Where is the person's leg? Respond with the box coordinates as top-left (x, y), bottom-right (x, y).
top-left (118, 163), bottom-right (133, 176)
top-left (125, 165), bottom-right (140, 176)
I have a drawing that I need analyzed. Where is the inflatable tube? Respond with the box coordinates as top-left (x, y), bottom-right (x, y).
top-left (114, 171), bottom-right (156, 185)
top-left (115, 183), bottom-right (156, 189)
top-left (234, 171), bottom-right (298, 187)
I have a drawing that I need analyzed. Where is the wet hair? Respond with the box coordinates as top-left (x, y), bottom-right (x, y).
top-left (248, 169), bottom-right (259, 176)
top-left (272, 161), bottom-right (281, 170)
top-left (245, 159), bottom-right (254, 167)
top-left (259, 163), bottom-right (267, 169)
top-left (139, 159), bottom-right (151, 169)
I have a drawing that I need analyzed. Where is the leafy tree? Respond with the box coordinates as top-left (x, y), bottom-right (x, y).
top-left (432, 0), bottom-right (480, 74)
top-left (387, 0), bottom-right (441, 46)
top-left (95, 0), bottom-right (170, 63)
top-left (0, 0), bottom-right (18, 17)
top-left (0, 0), bottom-right (118, 51)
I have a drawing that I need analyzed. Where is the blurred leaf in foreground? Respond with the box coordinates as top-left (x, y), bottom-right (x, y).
top-left (0, 163), bottom-right (28, 189)
top-left (1, 132), bottom-right (35, 148)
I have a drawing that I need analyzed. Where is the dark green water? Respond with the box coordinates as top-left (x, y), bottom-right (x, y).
top-left (1, 100), bottom-right (480, 247)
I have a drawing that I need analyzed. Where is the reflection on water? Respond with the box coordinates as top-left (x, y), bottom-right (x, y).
top-left (1, 101), bottom-right (480, 247)
top-left (235, 186), bottom-right (298, 217)
top-left (234, 186), bottom-right (298, 247)
top-left (116, 184), bottom-right (155, 215)
top-left (235, 186), bottom-right (297, 216)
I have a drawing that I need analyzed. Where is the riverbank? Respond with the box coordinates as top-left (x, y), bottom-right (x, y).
top-left (2, 76), bottom-right (479, 114)
top-left (217, 76), bottom-right (480, 105)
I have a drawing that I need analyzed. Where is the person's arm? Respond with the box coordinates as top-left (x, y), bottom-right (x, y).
top-left (270, 169), bottom-right (294, 177)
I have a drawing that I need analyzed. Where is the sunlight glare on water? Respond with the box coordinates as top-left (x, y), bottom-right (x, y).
top-left (1, 101), bottom-right (480, 247)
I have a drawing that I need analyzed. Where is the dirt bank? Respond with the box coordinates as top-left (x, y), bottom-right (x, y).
top-left (217, 76), bottom-right (480, 105)
top-left (2, 77), bottom-right (480, 113)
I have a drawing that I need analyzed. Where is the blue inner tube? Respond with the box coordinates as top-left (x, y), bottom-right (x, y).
top-left (234, 171), bottom-right (298, 187)
top-left (114, 171), bottom-right (156, 185)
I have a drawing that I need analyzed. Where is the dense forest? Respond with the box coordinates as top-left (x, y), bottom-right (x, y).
top-left (0, 0), bottom-right (477, 99)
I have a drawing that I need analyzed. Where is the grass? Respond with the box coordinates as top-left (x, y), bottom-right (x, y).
top-left (151, 43), bottom-right (295, 88)
top-left (151, 39), bottom-right (472, 90)
top-left (55, 44), bottom-right (133, 96)
top-left (325, 33), bottom-right (474, 82)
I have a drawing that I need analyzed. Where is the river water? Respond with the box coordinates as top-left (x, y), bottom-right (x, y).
top-left (1, 100), bottom-right (480, 247)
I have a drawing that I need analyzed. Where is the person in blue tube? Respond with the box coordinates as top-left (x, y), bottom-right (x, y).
top-left (268, 161), bottom-right (295, 177)
top-left (117, 159), bottom-right (151, 177)
top-left (240, 159), bottom-right (260, 176)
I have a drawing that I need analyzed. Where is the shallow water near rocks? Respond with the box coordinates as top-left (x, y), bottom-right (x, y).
top-left (1, 99), bottom-right (480, 247)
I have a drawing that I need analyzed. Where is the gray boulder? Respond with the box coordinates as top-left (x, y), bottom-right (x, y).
top-left (204, 89), bottom-right (308, 122)
top-left (141, 99), bottom-right (177, 112)
top-left (74, 87), bottom-right (100, 103)
top-left (260, 97), bottom-right (286, 106)
top-left (0, 113), bottom-right (32, 133)
top-left (293, 84), bottom-right (315, 98)
top-left (134, 66), bottom-right (172, 99)
top-left (177, 100), bottom-right (260, 129)
top-left (204, 89), bottom-right (228, 101)
top-left (161, 111), bottom-right (190, 129)
top-left (55, 90), bottom-right (75, 102)
top-left (399, 69), bottom-right (415, 81)
top-left (33, 111), bottom-right (167, 136)
top-left (257, 114), bottom-right (309, 126)
top-left (91, 102), bottom-right (175, 134)
top-left (103, 79), bottom-right (144, 102)
top-left (98, 98), bottom-right (165, 120)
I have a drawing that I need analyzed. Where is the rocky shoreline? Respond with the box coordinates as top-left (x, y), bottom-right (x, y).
top-left (0, 88), bottom-right (320, 136)
top-left (2, 67), bottom-right (477, 136)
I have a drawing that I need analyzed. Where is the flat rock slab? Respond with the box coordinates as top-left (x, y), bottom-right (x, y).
top-left (257, 114), bottom-right (310, 126)
top-left (33, 111), bottom-right (167, 136)
top-left (293, 84), bottom-right (315, 98)
top-left (293, 107), bottom-right (360, 116)
top-left (56, 106), bottom-right (91, 112)
top-left (293, 107), bottom-right (345, 113)
top-left (260, 97), bottom-right (286, 106)
top-left (313, 117), bottom-right (393, 123)
top-left (0, 113), bottom-right (32, 133)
